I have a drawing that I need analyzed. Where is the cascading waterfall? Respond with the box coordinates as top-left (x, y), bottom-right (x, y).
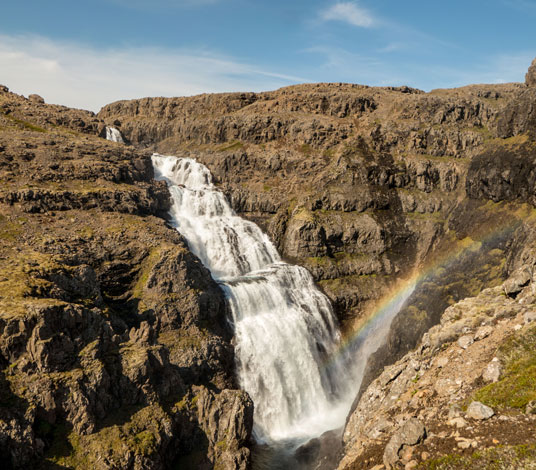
top-left (151, 153), bottom-right (418, 465)
top-left (106, 126), bottom-right (124, 143)
top-left (152, 154), bottom-right (355, 444)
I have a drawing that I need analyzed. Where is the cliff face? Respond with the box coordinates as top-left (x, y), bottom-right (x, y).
top-left (0, 88), bottom-right (252, 469)
top-left (2, 56), bottom-right (536, 470)
top-left (98, 81), bottom-right (534, 331)
top-left (98, 67), bottom-right (536, 469)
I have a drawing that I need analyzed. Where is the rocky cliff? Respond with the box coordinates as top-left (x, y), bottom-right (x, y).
top-left (98, 76), bottom-right (536, 337)
top-left (97, 58), bottom-right (536, 469)
top-left (339, 266), bottom-right (536, 470)
top-left (0, 87), bottom-right (252, 469)
top-left (2, 55), bottom-right (536, 470)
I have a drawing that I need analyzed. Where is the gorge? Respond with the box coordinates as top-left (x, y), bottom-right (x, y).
top-left (1, 58), bottom-right (536, 469)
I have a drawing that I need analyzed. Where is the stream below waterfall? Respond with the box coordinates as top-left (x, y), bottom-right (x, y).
top-left (151, 154), bottom-right (415, 467)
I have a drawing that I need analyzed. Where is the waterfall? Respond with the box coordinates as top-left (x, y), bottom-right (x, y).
top-left (152, 154), bottom-right (354, 444)
top-left (106, 126), bottom-right (124, 143)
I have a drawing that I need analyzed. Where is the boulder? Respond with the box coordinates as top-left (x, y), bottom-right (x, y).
top-left (482, 358), bottom-right (501, 383)
top-left (28, 94), bottom-right (45, 103)
top-left (503, 267), bottom-right (531, 297)
top-left (383, 418), bottom-right (426, 469)
top-left (526, 58), bottom-right (536, 87)
top-left (457, 335), bottom-right (474, 349)
top-left (474, 325), bottom-right (493, 341)
top-left (526, 401), bottom-right (536, 414)
top-left (524, 311), bottom-right (536, 324)
top-left (466, 401), bottom-right (494, 420)
top-left (447, 417), bottom-right (467, 428)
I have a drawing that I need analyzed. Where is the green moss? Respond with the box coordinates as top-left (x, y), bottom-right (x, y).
top-left (292, 207), bottom-right (318, 223)
top-left (0, 215), bottom-right (23, 241)
top-left (190, 395), bottom-right (199, 409)
top-left (318, 273), bottom-right (382, 296)
top-left (322, 148), bottom-right (335, 158)
top-left (45, 405), bottom-right (168, 468)
top-left (159, 328), bottom-right (209, 352)
top-left (474, 326), bottom-right (536, 410)
top-left (215, 438), bottom-right (228, 451)
top-left (130, 430), bottom-right (157, 456)
top-left (299, 143), bottom-right (312, 155)
top-left (419, 444), bottom-right (536, 469)
top-left (0, 111), bottom-right (47, 132)
top-left (131, 248), bottom-right (162, 299)
top-left (217, 141), bottom-right (244, 152)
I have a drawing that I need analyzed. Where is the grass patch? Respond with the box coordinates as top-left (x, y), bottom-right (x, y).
top-left (0, 214), bottom-right (23, 241)
top-left (217, 141), bottom-right (244, 152)
top-left (299, 143), bottom-right (312, 155)
top-left (474, 326), bottom-right (536, 411)
top-left (131, 248), bottom-right (162, 299)
top-left (46, 404), bottom-right (169, 468)
top-left (419, 444), bottom-right (536, 470)
top-left (0, 110), bottom-right (47, 132)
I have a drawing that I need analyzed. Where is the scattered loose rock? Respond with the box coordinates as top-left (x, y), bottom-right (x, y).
top-left (466, 401), bottom-right (495, 420)
top-left (482, 358), bottom-right (502, 383)
top-left (474, 325), bottom-right (493, 341)
top-left (457, 334), bottom-right (474, 349)
top-left (524, 311), bottom-right (536, 324)
top-left (503, 267), bottom-right (531, 297)
top-left (448, 417), bottom-right (468, 428)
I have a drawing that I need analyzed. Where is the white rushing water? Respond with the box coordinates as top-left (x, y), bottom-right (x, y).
top-left (106, 126), bottom-right (124, 143)
top-left (151, 153), bottom-right (418, 453)
top-left (152, 154), bottom-right (355, 444)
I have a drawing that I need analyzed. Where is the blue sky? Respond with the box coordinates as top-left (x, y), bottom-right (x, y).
top-left (1, 0), bottom-right (535, 111)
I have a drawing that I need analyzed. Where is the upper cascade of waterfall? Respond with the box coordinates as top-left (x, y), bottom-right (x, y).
top-left (106, 126), bottom-right (124, 143)
top-left (153, 155), bottom-right (280, 280)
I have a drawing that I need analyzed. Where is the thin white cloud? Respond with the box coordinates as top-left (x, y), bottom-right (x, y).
top-left (0, 34), bottom-right (306, 112)
top-left (320, 2), bottom-right (374, 28)
top-left (378, 42), bottom-right (406, 53)
top-left (305, 46), bottom-right (531, 91)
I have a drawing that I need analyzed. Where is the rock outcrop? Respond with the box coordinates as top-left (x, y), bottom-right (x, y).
top-left (526, 58), bottom-right (536, 87)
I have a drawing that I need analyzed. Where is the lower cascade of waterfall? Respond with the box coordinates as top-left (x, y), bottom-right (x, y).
top-left (151, 153), bottom-right (415, 458)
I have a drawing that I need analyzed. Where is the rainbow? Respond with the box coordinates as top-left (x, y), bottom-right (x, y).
top-left (325, 202), bottom-right (527, 370)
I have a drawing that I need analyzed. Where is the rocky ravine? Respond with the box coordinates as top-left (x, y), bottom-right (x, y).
top-left (0, 87), bottom-right (252, 469)
top-left (339, 266), bottom-right (536, 470)
top-left (0, 56), bottom-right (536, 470)
top-left (98, 59), bottom-right (536, 469)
